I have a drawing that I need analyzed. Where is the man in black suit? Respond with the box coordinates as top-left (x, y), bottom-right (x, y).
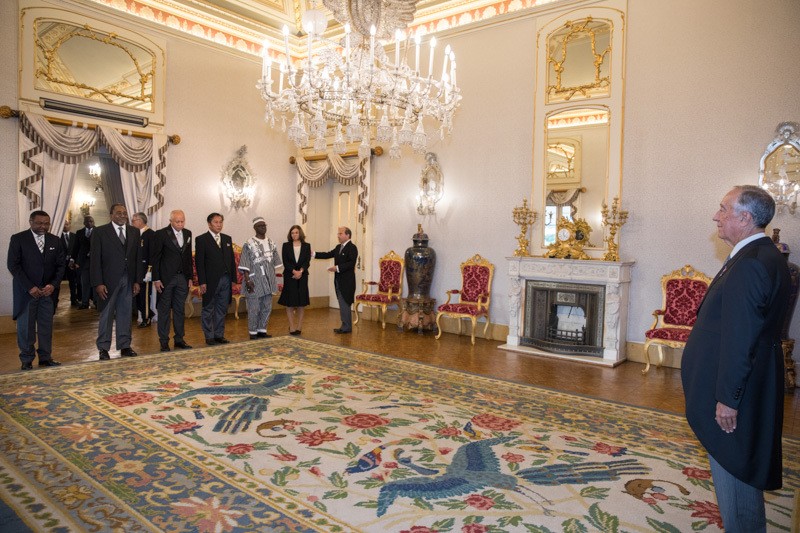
top-left (152, 209), bottom-right (193, 352)
top-left (7, 210), bottom-right (65, 370)
top-left (59, 219), bottom-right (79, 307)
top-left (70, 215), bottom-right (94, 309)
top-left (131, 212), bottom-right (155, 327)
top-left (314, 226), bottom-right (358, 333)
top-left (682, 185), bottom-right (790, 532)
top-left (195, 212), bottom-right (236, 345)
top-left (90, 203), bottom-right (142, 360)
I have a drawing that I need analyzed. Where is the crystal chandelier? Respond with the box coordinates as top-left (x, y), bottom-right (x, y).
top-left (256, 0), bottom-right (461, 159)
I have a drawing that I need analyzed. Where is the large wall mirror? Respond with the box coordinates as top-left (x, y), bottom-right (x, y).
top-left (19, 1), bottom-right (166, 127)
top-left (533, 2), bottom-right (625, 257)
top-left (543, 107), bottom-right (609, 246)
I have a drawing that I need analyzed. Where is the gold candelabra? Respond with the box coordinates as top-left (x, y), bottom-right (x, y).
top-left (601, 197), bottom-right (628, 261)
top-left (512, 198), bottom-right (538, 257)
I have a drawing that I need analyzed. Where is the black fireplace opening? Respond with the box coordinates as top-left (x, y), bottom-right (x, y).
top-left (522, 280), bottom-right (605, 356)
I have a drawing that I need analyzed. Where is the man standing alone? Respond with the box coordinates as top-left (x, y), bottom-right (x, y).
top-left (152, 209), bottom-right (193, 351)
top-left (313, 226), bottom-right (358, 334)
top-left (195, 212), bottom-right (236, 345)
top-left (90, 203), bottom-right (141, 360)
top-left (7, 210), bottom-right (65, 370)
top-left (682, 185), bottom-right (790, 532)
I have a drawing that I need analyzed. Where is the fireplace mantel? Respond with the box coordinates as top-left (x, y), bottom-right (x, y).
top-left (500, 256), bottom-right (634, 366)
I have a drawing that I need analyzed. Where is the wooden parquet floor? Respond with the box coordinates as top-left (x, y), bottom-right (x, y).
top-left (2, 303), bottom-right (799, 439)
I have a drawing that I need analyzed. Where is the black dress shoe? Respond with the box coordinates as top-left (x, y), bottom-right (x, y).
top-left (289, 330), bottom-right (300, 336)
top-left (249, 334), bottom-right (258, 340)
top-left (77, 304), bottom-right (89, 310)
top-left (99, 350), bottom-right (111, 360)
top-left (21, 363), bottom-right (33, 371)
top-left (160, 343), bottom-right (171, 352)
top-left (120, 348), bottom-right (138, 357)
top-left (334, 329), bottom-right (351, 334)
top-left (137, 319), bottom-right (151, 328)
top-left (256, 332), bottom-right (272, 338)
top-left (38, 359), bottom-right (61, 367)
top-left (214, 337), bottom-right (230, 344)
top-left (205, 339), bottom-right (217, 346)
top-left (174, 341), bottom-right (193, 349)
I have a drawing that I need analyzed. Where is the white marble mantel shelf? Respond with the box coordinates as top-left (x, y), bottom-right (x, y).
top-left (499, 256), bottom-right (635, 367)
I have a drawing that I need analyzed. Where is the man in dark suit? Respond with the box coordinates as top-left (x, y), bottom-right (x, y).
top-left (131, 212), bottom-right (155, 327)
top-left (90, 203), bottom-right (142, 361)
top-left (7, 210), bottom-right (65, 370)
top-left (195, 212), bottom-right (236, 345)
top-left (152, 209), bottom-right (193, 352)
top-left (314, 226), bottom-right (358, 333)
top-left (59, 219), bottom-right (79, 307)
top-left (682, 185), bottom-right (790, 532)
top-left (71, 215), bottom-right (95, 309)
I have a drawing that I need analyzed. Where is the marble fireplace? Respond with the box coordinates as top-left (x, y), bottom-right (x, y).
top-left (500, 257), bottom-right (634, 366)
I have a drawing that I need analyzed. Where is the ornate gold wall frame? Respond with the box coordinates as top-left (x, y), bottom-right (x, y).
top-left (19, 1), bottom-right (166, 128)
top-left (546, 16), bottom-right (612, 104)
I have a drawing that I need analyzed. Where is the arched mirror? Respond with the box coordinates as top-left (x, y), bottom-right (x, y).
top-left (543, 107), bottom-right (609, 246)
top-left (760, 122), bottom-right (800, 215)
top-left (534, 4), bottom-right (625, 257)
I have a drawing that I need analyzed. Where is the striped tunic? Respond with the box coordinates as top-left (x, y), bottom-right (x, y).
top-left (238, 236), bottom-right (282, 297)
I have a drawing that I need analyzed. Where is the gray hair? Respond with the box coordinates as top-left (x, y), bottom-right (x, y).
top-left (733, 185), bottom-right (775, 228)
top-left (133, 212), bottom-right (147, 224)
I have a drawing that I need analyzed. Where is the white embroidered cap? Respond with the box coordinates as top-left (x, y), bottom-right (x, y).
top-left (252, 217), bottom-right (266, 226)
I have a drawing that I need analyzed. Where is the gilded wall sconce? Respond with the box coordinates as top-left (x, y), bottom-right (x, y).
top-left (417, 152), bottom-right (444, 215)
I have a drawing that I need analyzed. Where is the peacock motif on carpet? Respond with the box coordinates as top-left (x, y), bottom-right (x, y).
top-left (374, 436), bottom-right (651, 517)
top-left (167, 371), bottom-right (294, 434)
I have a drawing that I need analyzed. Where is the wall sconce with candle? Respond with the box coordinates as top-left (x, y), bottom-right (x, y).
top-left (417, 152), bottom-right (444, 216)
top-left (79, 196), bottom-right (96, 217)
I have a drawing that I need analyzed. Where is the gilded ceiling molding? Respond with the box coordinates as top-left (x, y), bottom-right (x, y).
top-left (84, 0), bottom-right (554, 60)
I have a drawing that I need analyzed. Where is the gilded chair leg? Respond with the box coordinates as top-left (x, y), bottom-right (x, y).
top-left (435, 313), bottom-right (444, 339)
top-left (482, 316), bottom-right (490, 339)
top-left (185, 299), bottom-right (194, 319)
top-left (380, 305), bottom-right (386, 329)
top-left (457, 318), bottom-right (463, 336)
top-left (642, 342), bottom-right (652, 374)
top-left (656, 345), bottom-right (665, 369)
top-left (233, 295), bottom-right (241, 319)
top-left (354, 304), bottom-right (360, 325)
top-left (470, 317), bottom-right (477, 345)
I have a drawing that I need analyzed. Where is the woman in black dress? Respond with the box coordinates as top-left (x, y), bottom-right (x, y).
top-left (278, 225), bottom-right (311, 335)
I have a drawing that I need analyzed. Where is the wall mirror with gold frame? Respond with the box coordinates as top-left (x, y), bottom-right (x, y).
top-left (533, 2), bottom-right (625, 257)
top-left (759, 122), bottom-right (800, 215)
top-left (19, 1), bottom-right (166, 128)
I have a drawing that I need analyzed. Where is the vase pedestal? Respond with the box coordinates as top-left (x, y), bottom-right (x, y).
top-left (398, 297), bottom-right (438, 334)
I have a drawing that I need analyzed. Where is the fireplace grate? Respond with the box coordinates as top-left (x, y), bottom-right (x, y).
top-left (547, 326), bottom-right (585, 344)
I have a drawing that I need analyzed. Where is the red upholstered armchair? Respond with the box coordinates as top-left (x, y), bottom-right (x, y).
top-left (354, 250), bottom-right (404, 329)
top-left (643, 264), bottom-right (711, 374)
top-left (435, 254), bottom-right (494, 345)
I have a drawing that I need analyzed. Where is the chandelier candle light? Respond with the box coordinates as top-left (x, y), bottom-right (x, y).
top-left (512, 198), bottom-right (538, 257)
top-left (601, 196), bottom-right (628, 262)
top-left (257, 1), bottom-right (461, 159)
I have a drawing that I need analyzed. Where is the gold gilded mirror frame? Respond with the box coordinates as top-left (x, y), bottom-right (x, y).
top-left (546, 16), bottom-right (612, 104)
top-left (34, 20), bottom-right (155, 111)
top-left (533, 2), bottom-right (626, 259)
top-left (19, 2), bottom-right (166, 128)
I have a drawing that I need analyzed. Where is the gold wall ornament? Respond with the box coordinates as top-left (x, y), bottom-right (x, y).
top-left (546, 17), bottom-right (612, 103)
top-left (545, 216), bottom-right (592, 260)
top-left (512, 198), bottom-right (538, 257)
top-left (221, 146), bottom-right (256, 210)
top-left (601, 197), bottom-right (628, 261)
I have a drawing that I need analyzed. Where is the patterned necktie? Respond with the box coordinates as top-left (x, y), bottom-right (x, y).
top-left (36, 234), bottom-right (44, 253)
top-left (118, 226), bottom-right (126, 245)
top-left (214, 233), bottom-right (220, 248)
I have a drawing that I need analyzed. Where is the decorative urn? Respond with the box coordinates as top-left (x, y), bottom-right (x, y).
top-left (405, 224), bottom-right (436, 299)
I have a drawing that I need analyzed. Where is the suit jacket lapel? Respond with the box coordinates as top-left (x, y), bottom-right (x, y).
top-left (698, 237), bottom-right (769, 313)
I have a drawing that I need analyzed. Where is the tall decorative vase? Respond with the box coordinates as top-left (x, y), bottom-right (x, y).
top-left (405, 224), bottom-right (436, 299)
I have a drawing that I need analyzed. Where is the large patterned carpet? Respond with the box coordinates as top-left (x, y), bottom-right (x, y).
top-left (0, 337), bottom-right (797, 532)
